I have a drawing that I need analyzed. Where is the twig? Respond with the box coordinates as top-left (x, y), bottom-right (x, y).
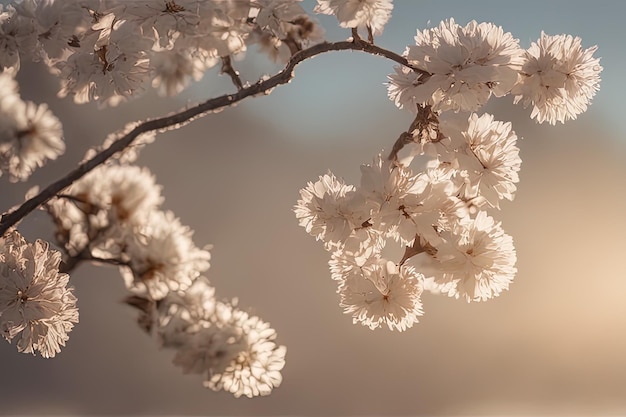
top-left (220, 55), bottom-right (244, 90)
top-left (0, 40), bottom-right (430, 235)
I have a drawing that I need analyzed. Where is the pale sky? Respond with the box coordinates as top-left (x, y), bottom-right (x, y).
top-left (1, 1), bottom-right (626, 416)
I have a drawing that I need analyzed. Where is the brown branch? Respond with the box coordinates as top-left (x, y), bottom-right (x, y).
top-left (220, 55), bottom-right (244, 90)
top-left (0, 40), bottom-right (429, 236)
top-left (388, 105), bottom-right (442, 162)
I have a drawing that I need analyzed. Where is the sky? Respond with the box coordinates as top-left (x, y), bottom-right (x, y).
top-left (1, 1), bottom-right (626, 416)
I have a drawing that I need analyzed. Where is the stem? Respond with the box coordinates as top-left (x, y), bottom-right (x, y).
top-left (220, 55), bottom-right (244, 90)
top-left (0, 40), bottom-right (428, 236)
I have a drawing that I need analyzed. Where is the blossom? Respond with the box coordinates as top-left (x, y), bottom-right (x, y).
top-left (451, 113), bottom-right (521, 208)
top-left (67, 164), bottom-right (163, 225)
top-left (0, 75), bottom-right (65, 182)
top-left (423, 211), bottom-right (517, 302)
top-left (156, 276), bottom-right (217, 346)
top-left (56, 18), bottom-right (152, 106)
top-left (251, 1), bottom-right (325, 61)
top-left (511, 32), bottom-right (602, 124)
top-left (388, 18), bottom-right (523, 112)
top-left (338, 259), bottom-right (423, 331)
top-left (294, 171), bottom-right (366, 248)
top-left (314, 0), bottom-right (393, 37)
top-left (0, 3), bottom-right (37, 74)
top-left (12, 0), bottom-right (86, 65)
top-left (0, 230), bottom-right (79, 358)
top-left (121, 210), bottom-right (211, 300)
top-left (46, 164), bottom-right (163, 257)
top-left (150, 48), bottom-right (209, 96)
top-left (172, 301), bottom-right (287, 398)
top-left (203, 306), bottom-right (287, 398)
top-left (357, 154), bottom-right (466, 246)
top-left (329, 243), bottom-right (380, 281)
top-left (118, 0), bottom-right (205, 49)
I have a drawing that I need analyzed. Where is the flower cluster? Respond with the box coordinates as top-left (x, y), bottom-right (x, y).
top-left (387, 18), bottom-right (601, 124)
top-left (294, 6), bottom-right (600, 330)
top-left (43, 157), bottom-right (284, 397)
top-left (0, 230), bottom-right (79, 358)
top-left (0, 72), bottom-right (64, 182)
top-left (0, 0), bottom-right (324, 106)
top-left (296, 112), bottom-right (521, 329)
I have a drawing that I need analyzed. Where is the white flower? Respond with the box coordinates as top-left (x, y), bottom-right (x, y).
top-left (294, 171), bottom-right (366, 248)
top-left (314, 0), bottom-right (393, 37)
top-left (338, 259), bottom-right (423, 331)
top-left (512, 32), bottom-right (602, 124)
top-left (452, 113), bottom-right (521, 208)
top-left (0, 90), bottom-right (65, 182)
top-left (386, 65), bottom-right (425, 112)
top-left (46, 164), bottom-right (163, 259)
top-left (157, 276), bottom-right (217, 347)
top-left (121, 210), bottom-right (211, 300)
top-left (255, 0), bottom-right (307, 40)
top-left (423, 211), bottom-right (517, 302)
top-left (13, 0), bottom-right (86, 64)
top-left (329, 243), bottom-right (380, 282)
top-left (172, 301), bottom-right (286, 398)
top-left (118, 0), bottom-right (204, 49)
top-left (0, 3), bottom-right (37, 74)
top-left (69, 164), bottom-right (163, 224)
top-left (172, 305), bottom-right (246, 376)
top-left (56, 19), bottom-right (152, 106)
top-left (150, 47), bottom-right (209, 97)
top-left (0, 230), bottom-right (79, 358)
top-left (251, 1), bottom-right (324, 60)
top-left (204, 307), bottom-right (286, 398)
top-left (388, 18), bottom-right (523, 112)
top-left (176, 1), bottom-right (250, 58)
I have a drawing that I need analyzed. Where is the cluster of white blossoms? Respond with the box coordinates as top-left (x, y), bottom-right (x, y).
top-left (296, 3), bottom-right (601, 330)
top-left (0, 230), bottom-right (79, 358)
top-left (296, 111), bottom-right (521, 329)
top-left (0, 72), bottom-right (64, 182)
top-left (387, 18), bottom-right (602, 124)
top-left (0, 0), bottom-right (325, 105)
top-left (42, 159), bottom-right (285, 396)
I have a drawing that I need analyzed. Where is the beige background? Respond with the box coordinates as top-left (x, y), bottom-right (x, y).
top-left (1, 1), bottom-right (625, 415)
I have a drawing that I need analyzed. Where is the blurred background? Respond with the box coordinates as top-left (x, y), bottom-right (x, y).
top-left (1, 0), bottom-right (626, 415)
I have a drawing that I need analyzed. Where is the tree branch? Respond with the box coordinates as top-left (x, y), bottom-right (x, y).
top-left (0, 40), bottom-right (428, 236)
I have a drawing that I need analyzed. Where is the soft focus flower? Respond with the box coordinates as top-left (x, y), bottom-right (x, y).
top-left (0, 230), bottom-right (79, 358)
top-left (512, 32), bottom-right (602, 124)
top-left (0, 73), bottom-right (65, 182)
top-left (314, 0), bottom-right (393, 37)
top-left (0, 3), bottom-right (37, 74)
top-left (150, 48), bottom-right (209, 96)
top-left (203, 306), bottom-right (287, 398)
top-left (121, 210), bottom-right (211, 300)
top-left (171, 301), bottom-right (286, 398)
top-left (156, 276), bottom-right (217, 346)
top-left (56, 18), bottom-right (152, 106)
top-left (12, 0), bottom-right (86, 65)
top-left (66, 164), bottom-right (163, 224)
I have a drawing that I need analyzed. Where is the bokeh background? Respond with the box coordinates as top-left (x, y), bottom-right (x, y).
top-left (1, 0), bottom-right (626, 415)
